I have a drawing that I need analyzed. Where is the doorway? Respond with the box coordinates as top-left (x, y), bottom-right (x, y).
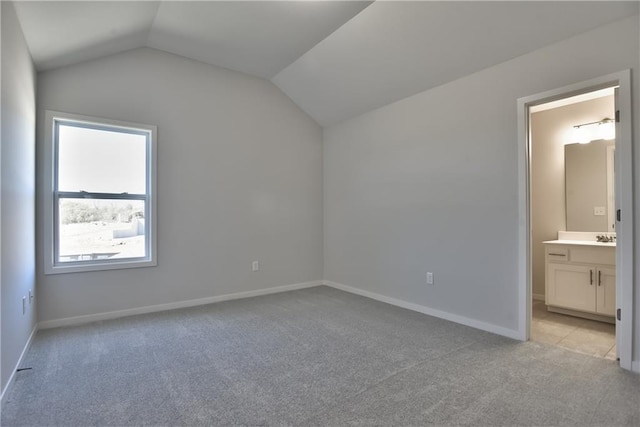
top-left (517, 71), bottom-right (633, 370)
top-left (530, 89), bottom-right (616, 359)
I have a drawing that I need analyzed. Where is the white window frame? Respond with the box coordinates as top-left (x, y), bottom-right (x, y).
top-left (44, 111), bottom-right (157, 274)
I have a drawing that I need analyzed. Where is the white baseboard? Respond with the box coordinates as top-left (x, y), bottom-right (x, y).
top-left (1, 324), bottom-right (38, 408)
top-left (532, 293), bottom-right (545, 301)
top-left (38, 281), bottom-right (322, 330)
top-left (632, 360), bottom-right (640, 373)
top-left (323, 281), bottom-right (521, 340)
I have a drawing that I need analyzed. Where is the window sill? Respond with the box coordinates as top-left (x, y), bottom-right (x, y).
top-left (44, 258), bottom-right (157, 275)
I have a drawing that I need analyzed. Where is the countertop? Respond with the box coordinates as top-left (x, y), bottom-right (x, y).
top-left (543, 239), bottom-right (616, 248)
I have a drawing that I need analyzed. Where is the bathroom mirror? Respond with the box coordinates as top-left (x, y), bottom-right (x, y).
top-left (565, 140), bottom-right (615, 232)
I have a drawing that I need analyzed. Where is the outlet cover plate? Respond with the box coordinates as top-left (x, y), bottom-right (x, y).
top-left (426, 272), bottom-right (434, 285)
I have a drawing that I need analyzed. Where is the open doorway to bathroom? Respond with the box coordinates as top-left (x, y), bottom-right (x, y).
top-left (529, 88), bottom-right (617, 360)
top-left (518, 70), bottom-right (633, 370)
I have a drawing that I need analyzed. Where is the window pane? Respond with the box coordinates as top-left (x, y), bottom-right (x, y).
top-left (58, 198), bottom-right (146, 262)
top-left (58, 124), bottom-right (147, 194)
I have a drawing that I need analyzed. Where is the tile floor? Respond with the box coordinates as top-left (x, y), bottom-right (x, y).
top-left (531, 299), bottom-right (616, 360)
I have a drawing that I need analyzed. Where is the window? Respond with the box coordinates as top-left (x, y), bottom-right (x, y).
top-left (44, 111), bottom-right (157, 274)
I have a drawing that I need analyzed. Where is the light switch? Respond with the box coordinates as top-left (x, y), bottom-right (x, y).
top-left (594, 206), bottom-right (606, 216)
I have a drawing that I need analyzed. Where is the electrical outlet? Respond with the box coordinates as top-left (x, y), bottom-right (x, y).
top-left (594, 206), bottom-right (606, 216)
top-left (22, 296), bottom-right (27, 314)
top-left (252, 261), bottom-right (259, 272)
top-left (426, 272), bottom-right (434, 285)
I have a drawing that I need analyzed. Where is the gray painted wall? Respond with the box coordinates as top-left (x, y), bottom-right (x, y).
top-left (323, 16), bottom-right (639, 359)
top-left (1, 1), bottom-right (37, 394)
top-left (530, 96), bottom-right (614, 299)
top-left (37, 48), bottom-right (323, 322)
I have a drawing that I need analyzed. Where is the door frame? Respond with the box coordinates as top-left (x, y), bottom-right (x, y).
top-left (517, 70), bottom-right (633, 370)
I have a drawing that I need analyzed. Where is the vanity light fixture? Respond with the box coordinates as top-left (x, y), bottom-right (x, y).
top-left (572, 118), bottom-right (615, 144)
top-left (597, 118), bottom-right (615, 141)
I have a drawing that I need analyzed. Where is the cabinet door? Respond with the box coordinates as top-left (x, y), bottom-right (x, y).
top-left (596, 267), bottom-right (616, 316)
top-left (547, 263), bottom-right (596, 312)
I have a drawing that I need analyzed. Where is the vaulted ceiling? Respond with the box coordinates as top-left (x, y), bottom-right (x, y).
top-left (13, 1), bottom-right (639, 126)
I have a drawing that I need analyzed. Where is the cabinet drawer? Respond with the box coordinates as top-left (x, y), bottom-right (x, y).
top-left (546, 247), bottom-right (568, 262)
top-left (570, 246), bottom-right (615, 265)
top-left (545, 245), bottom-right (615, 265)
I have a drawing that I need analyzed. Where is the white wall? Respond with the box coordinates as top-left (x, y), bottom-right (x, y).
top-left (324, 16), bottom-right (639, 359)
top-left (530, 96), bottom-right (614, 299)
top-left (37, 48), bottom-right (323, 323)
top-left (1, 0), bottom-right (37, 396)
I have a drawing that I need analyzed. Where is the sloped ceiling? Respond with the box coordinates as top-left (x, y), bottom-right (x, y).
top-left (147, 1), bottom-right (372, 79)
top-left (12, 1), bottom-right (639, 126)
top-left (13, 1), bottom-right (161, 71)
top-left (272, 1), bottom-right (639, 126)
top-left (14, 1), bottom-right (372, 76)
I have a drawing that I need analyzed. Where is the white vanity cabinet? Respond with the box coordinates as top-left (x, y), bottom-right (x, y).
top-left (544, 241), bottom-right (616, 320)
top-left (595, 266), bottom-right (616, 316)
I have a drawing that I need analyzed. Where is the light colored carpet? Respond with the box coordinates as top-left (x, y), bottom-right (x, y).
top-left (2, 286), bottom-right (639, 426)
